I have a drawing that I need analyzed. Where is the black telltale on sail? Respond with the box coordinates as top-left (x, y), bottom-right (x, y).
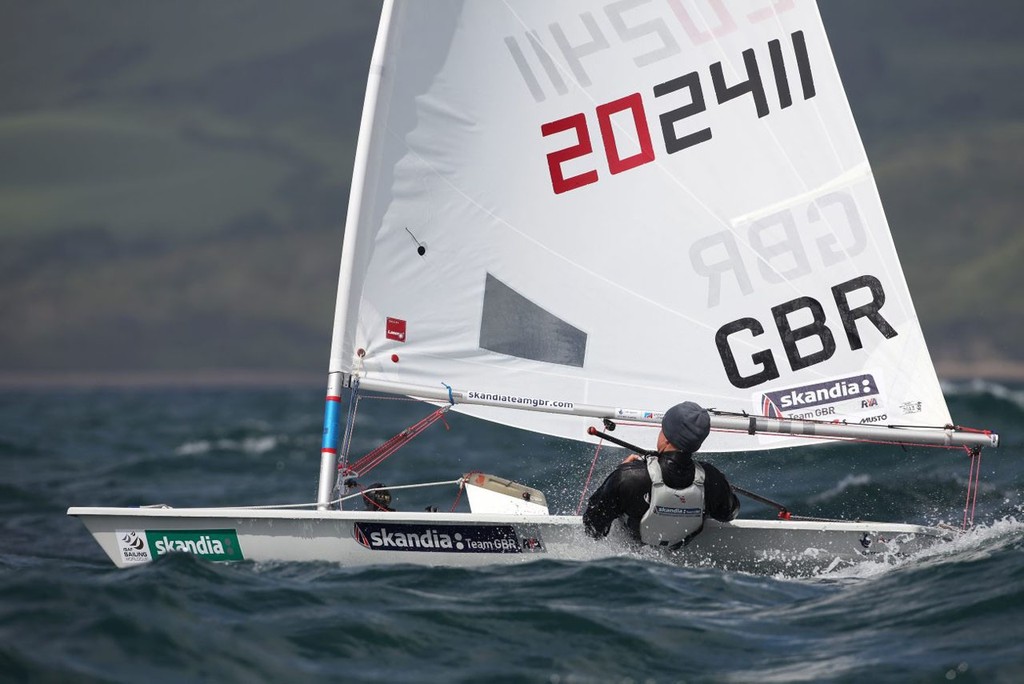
top-left (405, 226), bottom-right (426, 256)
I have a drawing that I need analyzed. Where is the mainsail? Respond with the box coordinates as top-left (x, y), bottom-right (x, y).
top-left (329, 0), bottom-right (954, 452)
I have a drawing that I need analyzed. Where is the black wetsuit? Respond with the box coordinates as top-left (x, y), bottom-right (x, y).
top-left (582, 450), bottom-right (740, 540)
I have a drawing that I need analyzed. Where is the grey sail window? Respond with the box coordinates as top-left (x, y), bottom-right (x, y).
top-left (479, 274), bottom-right (587, 367)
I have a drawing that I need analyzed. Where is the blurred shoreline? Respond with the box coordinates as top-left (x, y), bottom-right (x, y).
top-left (0, 370), bottom-right (322, 389)
top-left (2, 361), bottom-right (1023, 389)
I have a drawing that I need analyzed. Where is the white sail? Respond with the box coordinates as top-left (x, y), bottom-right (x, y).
top-left (330, 0), bottom-right (950, 452)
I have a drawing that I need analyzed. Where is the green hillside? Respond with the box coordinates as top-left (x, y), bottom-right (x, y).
top-left (0, 0), bottom-right (378, 241)
top-left (1, 0), bottom-right (1022, 379)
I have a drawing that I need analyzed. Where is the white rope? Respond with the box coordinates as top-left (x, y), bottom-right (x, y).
top-left (204, 478), bottom-right (464, 510)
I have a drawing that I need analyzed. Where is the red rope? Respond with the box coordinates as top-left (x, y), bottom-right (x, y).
top-left (344, 407), bottom-right (449, 477)
top-left (962, 447), bottom-right (982, 530)
top-left (450, 471), bottom-right (480, 512)
top-left (955, 425), bottom-right (993, 435)
top-left (576, 440), bottom-right (604, 515)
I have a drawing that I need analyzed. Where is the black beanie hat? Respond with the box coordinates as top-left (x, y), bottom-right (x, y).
top-left (661, 401), bottom-right (710, 452)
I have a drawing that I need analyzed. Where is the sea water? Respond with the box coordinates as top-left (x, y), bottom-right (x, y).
top-left (1, 382), bottom-right (1022, 683)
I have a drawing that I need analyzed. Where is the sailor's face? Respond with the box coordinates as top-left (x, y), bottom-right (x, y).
top-left (656, 431), bottom-right (670, 452)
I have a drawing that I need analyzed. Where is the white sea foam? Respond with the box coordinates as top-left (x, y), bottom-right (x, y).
top-left (807, 515), bottom-right (1024, 581)
top-left (174, 436), bottom-right (278, 456)
top-left (808, 473), bottom-right (872, 503)
top-left (175, 440), bottom-right (212, 455)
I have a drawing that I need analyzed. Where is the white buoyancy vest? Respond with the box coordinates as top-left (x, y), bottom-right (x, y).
top-left (639, 457), bottom-right (706, 548)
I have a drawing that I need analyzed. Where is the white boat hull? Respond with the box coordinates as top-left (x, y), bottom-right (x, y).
top-left (67, 506), bottom-right (952, 575)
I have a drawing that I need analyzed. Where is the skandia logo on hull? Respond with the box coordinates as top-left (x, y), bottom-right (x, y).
top-left (353, 522), bottom-right (537, 554)
top-left (761, 374), bottom-right (879, 418)
top-left (145, 529), bottom-right (244, 561)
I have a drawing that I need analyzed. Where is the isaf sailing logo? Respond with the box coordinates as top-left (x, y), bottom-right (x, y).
top-left (116, 529), bottom-right (152, 564)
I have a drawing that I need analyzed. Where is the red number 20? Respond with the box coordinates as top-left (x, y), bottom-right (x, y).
top-left (541, 93), bottom-right (655, 195)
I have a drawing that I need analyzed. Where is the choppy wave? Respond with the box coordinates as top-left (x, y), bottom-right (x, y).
top-left (3, 386), bottom-right (1023, 682)
top-left (941, 378), bottom-right (1024, 408)
top-left (807, 473), bottom-right (873, 503)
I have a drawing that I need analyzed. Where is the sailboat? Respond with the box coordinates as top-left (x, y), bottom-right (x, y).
top-left (69, 0), bottom-right (998, 573)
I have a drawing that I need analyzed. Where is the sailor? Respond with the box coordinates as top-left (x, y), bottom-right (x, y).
top-left (583, 401), bottom-right (739, 548)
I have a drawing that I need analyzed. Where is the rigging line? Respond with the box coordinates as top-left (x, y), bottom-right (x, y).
top-left (962, 447), bottom-right (982, 529)
top-left (201, 480), bottom-right (455, 510)
top-left (710, 408), bottom-right (961, 433)
top-left (577, 439), bottom-right (605, 515)
top-left (708, 427), bottom-right (965, 451)
top-left (340, 382), bottom-right (362, 468)
top-left (732, 484), bottom-right (792, 519)
top-left (336, 479), bottom-right (463, 503)
top-left (346, 407), bottom-right (449, 475)
top-left (450, 471), bottom-right (480, 512)
top-left (612, 414), bottom-right (971, 450)
top-left (970, 449), bottom-right (982, 526)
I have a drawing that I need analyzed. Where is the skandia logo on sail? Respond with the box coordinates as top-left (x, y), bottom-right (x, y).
top-left (145, 529), bottom-right (244, 561)
top-left (353, 522), bottom-right (537, 554)
top-left (761, 374), bottom-right (879, 418)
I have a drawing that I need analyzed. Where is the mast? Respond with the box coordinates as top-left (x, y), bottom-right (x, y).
top-left (317, 1), bottom-right (396, 510)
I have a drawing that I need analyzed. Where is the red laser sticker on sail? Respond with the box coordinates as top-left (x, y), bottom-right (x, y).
top-left (386, 317), bottom-right (407, 342)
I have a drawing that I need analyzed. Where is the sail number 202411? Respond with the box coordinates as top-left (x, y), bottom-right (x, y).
top-left (540, 31), bottom-right (814, 195)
